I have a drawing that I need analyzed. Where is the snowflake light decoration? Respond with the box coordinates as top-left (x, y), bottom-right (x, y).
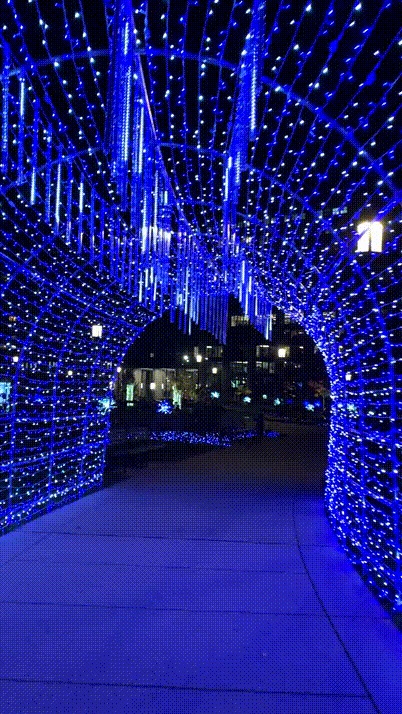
top-left (157, 400), bottom-right (174, 415)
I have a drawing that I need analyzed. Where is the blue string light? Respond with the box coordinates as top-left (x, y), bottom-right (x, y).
top-left (0, 0), bottom-right (401, 615)
top-left (149, 429), bottom-right (278, 447)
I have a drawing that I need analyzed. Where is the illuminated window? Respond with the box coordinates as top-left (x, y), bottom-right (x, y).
top-left (0, 381), bottom-right (11, 411)
top-left (231, 315), bottom-right (250, 327)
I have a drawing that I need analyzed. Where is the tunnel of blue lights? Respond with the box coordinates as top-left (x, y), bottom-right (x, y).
top-left (0, 0), bottom-right (401, 612)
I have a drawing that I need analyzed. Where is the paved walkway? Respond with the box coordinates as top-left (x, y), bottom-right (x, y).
top-left (1, 427), bottom-right (401, 713)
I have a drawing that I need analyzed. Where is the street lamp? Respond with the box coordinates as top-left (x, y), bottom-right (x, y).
top-left (91, 324), bottom-right (103, 338)
top-left (356, 221), bottom-right (383, 253)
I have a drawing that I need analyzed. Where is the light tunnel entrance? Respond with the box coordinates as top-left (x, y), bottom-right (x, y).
top-left (0, 0), bottom-right (401, 620)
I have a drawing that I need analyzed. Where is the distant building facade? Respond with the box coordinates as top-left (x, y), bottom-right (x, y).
top-left (116, 303), bottom-right (328, 409)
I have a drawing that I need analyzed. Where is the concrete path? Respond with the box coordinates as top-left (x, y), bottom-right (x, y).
top-left (1, 428), bottom-right (401, 713)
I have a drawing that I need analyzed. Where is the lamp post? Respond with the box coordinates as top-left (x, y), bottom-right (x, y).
top-left (356, 221), bottom-right (383, 253)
